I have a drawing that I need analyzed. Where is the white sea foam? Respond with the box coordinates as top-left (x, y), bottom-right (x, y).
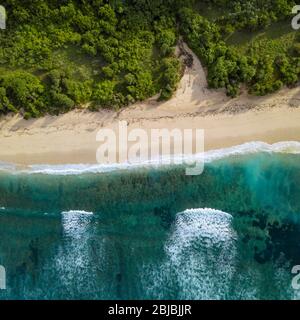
top-left (61, 210), bottom-right (94, 216)
top-left (50, 209), bottom-right (102, 291)
top-left (61, 210), bottom-right (94, 239)
top-left (165, 208), bottom-right (237, 259)
top-left (203, 141), bottom-right (300, 163)
top-left (0, 141), bottom-right (299, 175)
top-left (152, 207), bottom-right (293, 300)
top-left (143, 207), bottom-right (239, 300)
top-left (0, 161), bottom-right (16, 171)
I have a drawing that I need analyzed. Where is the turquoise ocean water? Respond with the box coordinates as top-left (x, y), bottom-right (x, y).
top-left (0, 142), bottom-right (300, 300)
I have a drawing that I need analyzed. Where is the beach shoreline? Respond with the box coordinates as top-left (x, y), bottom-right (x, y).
top-left (0, 103), bottom-right (299, 166)
top-left (0, 43), bottom-right (299, 165)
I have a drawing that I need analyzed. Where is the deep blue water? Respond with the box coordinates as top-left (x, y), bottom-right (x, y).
top-left (0, 151), bottom-right (300, 299)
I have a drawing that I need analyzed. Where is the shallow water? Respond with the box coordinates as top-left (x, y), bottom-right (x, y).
top-left (0, 145), bottom-right (300, 299)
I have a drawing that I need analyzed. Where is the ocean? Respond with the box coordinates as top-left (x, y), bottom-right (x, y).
top-left (0, 142), bottom-right (300, 300)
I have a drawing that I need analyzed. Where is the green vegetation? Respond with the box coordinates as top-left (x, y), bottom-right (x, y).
top-left (0, 0), bottom-right (299, 118)
top-left (180, 0), bottom-right (299, 96)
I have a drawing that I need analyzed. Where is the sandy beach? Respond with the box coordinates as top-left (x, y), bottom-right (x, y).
top-left (0, 43), bottom-right (300, 165)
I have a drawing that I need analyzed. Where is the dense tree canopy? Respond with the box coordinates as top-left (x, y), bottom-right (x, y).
top-left (0, 0), bottom-right (298, 118)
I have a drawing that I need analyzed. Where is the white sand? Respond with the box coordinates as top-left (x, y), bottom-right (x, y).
top-left (0, 43), bottom-right (300, 165)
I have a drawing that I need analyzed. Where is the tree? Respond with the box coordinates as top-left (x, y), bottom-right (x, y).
top-left (0, 71), bottom-right (45, 116)
top-left (159, 57), bottom-right (181, 100)
top-left (93, 80), bottom-right (115, 108)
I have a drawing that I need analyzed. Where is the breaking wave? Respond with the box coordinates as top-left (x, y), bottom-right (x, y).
top-left (0, 141), bottom-right (299, 175)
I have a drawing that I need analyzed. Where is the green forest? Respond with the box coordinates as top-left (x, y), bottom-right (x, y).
top-left (0, 0), bottom-right (299, 118)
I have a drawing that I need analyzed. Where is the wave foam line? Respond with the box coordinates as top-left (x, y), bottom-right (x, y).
top-left (0, 141), bottom-right (299, 175)
top-left (61, 210), bottom-right (94, 215)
